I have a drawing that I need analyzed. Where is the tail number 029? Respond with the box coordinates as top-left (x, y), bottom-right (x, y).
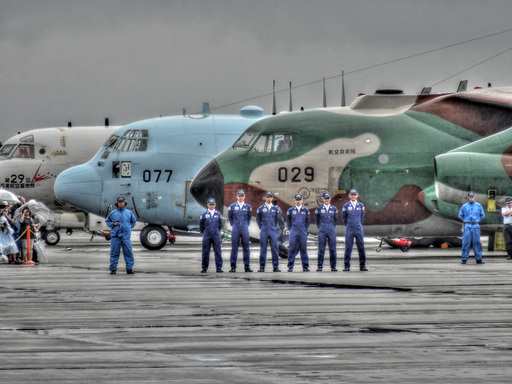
top-left (277, 167), bottom-right (314, 183)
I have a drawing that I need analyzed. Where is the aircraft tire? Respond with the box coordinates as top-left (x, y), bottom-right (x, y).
top-left (278, 241), bottom-right (289, 259)
top-left (140, 225), bottom-right (167, 250)
top-left (44, 230), bottom-right (61, 246)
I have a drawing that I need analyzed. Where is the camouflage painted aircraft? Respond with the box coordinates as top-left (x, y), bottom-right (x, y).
top-left (190, 87), bottom-right (512, 242)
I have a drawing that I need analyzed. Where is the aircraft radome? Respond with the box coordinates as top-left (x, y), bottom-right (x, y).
top-left (54, 104), bottom-right (267, 250)
top-left (0, 122), bottom-right (119, 244)
top-left (190, 87), bottom-right (512, 246)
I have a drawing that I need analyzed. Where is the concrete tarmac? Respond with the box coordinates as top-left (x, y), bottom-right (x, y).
top-left (1, 233), bottom-right (512, 383)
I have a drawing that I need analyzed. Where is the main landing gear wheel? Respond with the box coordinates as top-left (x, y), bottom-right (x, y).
top-left (43, 229), bottom-right (60, 246)
top-left (140, 225), bottom-right (167, 250)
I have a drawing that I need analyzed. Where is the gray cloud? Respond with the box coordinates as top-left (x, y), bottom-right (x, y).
top-left (1, 0), bottom-right (512, 141)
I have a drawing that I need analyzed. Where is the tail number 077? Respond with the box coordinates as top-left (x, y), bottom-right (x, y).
top-left (142, 170), bottom-right (173, 183)
top-left (277, 167), bottom-right (314, 183)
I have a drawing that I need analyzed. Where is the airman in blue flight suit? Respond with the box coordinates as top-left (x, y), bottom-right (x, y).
top-left (342, 189), bottom-right (368, 272)
top-left (287, 193), bottom-right (310, 272)
top-left (315, 191), bottom-right (338, 271)
top-left (199, 198), bottom-right (223, 273)
top-left (228, 189), bottom-right (252, 272)
top-left (256, 191), bottom-right (282, 272)
top-left (458, 191), bottom-right (485, 264)
top-left (106, 197), bottom-right (137, 274)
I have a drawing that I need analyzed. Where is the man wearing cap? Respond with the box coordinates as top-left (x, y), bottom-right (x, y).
top-left (315, 192), bottom-right (338, 271)
top-left (342, 189), bottom-right (367, 271)
top-left (502, 197), bottom-right (512, 260)
top-left (106, 197), bottom-right (137, 274)
top-left (286, 193), bottom-right (310, 272)
top-left (458, 191), bottom-right (485, 264)
top-left (256, 191), bottom-right (282, 272)
top-left (199, 198), bottom-right (223, 273)
top-left (228, 189), bottom-right (252, 272)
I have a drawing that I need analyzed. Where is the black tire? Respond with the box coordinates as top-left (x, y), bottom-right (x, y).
top-left (44, 229), bottom-right (60, 246)
top-left (140, 225), bottom-right (167, 250)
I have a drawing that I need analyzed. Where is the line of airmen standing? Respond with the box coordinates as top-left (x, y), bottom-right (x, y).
top-left (199, 189), bottom-right (368, 273)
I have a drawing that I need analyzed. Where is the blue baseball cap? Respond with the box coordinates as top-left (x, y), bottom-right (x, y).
top-left (264, 191), bottom-right (273, 197)
top-left (322, 192), bottom-right (331, 199)
top-left (294, 193), bottom-right (303, 200)
top-left (237, 189), bottom-right (245, 196)
top-left (467, 191), bottom-right (475, 197)
top-left (506, 197), bottom-right (512, 203)
top-left (349, 189), bottom-right (358, 195)
top-left (207, 198), bottom-right (216, 205)
top-left (116, 196), bottom-right (126, 203)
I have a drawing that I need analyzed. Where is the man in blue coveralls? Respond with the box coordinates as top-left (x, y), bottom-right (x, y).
top-left (228, 189), bottom-right (252, 272)
top-left (199, 198), bottom-right (223, 273)
top-left (458, 191), bottom-right (485, 264)
top-left (256, 191), bottom-right (282, 272)
top-left (106, 197), bottom-right (137, 274)
top-left (287, 193), bottom-right (310, 272)
top-left (315, 191), bottom-right (338, 272)
top-left (342, 189), bottom-right (368, 272)
top-left (501, 197), bottom-right (512, 260)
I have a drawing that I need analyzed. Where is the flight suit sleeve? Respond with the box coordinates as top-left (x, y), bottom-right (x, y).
top-left (199, 214), bottom-right (205, 234)
top-left (315, 208), bottom-right (320, 229)
top-left (360, 205), bottom-right (365, 224)
top-left (105, 211), bottom-right (116, 229)
top-left (305, 210), bottom-right (310, 231)
top-left (228, 206), bottom-right (233, 227)
top-left (286, 210), bottom-right (292, 230)
top-left (247, 205), bottom-right (252, 224)
top-left (217, 213), bottom-right (223, 232)
top-left (342, 206), bottom-right (347, 225)
top-left (478, 205), bottom-right (485, 222)
top-left (334, 208), bottom-right (338, 227)
top-left (256, 208), bottom-right (262, 229)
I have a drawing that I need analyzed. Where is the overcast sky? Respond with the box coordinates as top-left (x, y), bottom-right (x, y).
top-left (1, 0), bottom-right (512, 142)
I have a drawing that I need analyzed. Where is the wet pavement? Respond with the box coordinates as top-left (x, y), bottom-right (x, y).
top-left (1, 234), bottom-right (512, 383)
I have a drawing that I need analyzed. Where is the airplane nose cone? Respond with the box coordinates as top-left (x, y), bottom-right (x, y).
top-left (54, 164), bottom-right (103, 214)
top-left (190, 159), bottom-right (224, 209)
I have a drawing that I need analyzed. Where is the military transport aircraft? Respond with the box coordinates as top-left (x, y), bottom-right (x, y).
top-left (190, 87), bottom-right (512, 243)
top-left (54, 105), bottom-right (266, 250)
top-left (0, 123), bottom-right (119, 244)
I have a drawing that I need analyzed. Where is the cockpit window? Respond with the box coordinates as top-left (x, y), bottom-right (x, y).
top-left (0, 144), bottom-right (17, 157)
top-left (104, 135), bottom-right (120, 149)
top-left (11, 144), bottom-right (34, 159)
top-left (273, 134), bottom-right (292, 152)
top-left (233, 133), bottom-right (257, 148)
top-left (106, 130), bottom-right (148, 152)
top-left (19, 134), bottom-right (34, 143)
top-left (251, 134), bottom-right (273, 153)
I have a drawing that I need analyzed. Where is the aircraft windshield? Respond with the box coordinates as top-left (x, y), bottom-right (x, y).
top-left (11, 144), bottom-right (34, 159)
top-left (248, 134), bottom-right (292, 153)
top-left (0, 144), bottom-right (17, 157)
top-left (233, 133), bottom-right (257, 148)
top-left (107, 130), bottom-right (148, 152)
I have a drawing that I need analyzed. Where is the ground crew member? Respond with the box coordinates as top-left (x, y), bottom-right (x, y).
top-left (199, 198), bottom-right (223, 273)
top-left (459, 191), bottom-right (485, 264)
top-left (228, 189), bottom-right (252, 272)
top-left (106, 197), bottom-right (137, 274)
top-left (287, 193), bottom-right (310, 272)
top-left (256, 191), bottom-right (281, 272)
top-left (342, 189), bottom-right (367, 271)
top-left (502, 197), bottom-right (512, 260)
top-left (315, 191), bottom-right (338, 272)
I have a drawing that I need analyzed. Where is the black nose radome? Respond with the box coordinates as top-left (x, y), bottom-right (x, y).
top-left (190, 159), bottom-right (224, 209)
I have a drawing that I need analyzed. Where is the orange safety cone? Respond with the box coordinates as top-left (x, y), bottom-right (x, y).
top-left (22, 225), bottom-right (35, 266)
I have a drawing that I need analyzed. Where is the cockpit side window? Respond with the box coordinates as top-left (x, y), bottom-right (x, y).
top-left (273, 134), bottom-right (292, 152)
top-left (0, 144), bottom-right (17, 157)
top-left (11, 144), bottom-right (34, 159)
top-left (104, 135), bottom-right (120, 149)
top-left (251, 134), bottom-right (273, 153)
top-left (233, 133), bottom-right (257, 148)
